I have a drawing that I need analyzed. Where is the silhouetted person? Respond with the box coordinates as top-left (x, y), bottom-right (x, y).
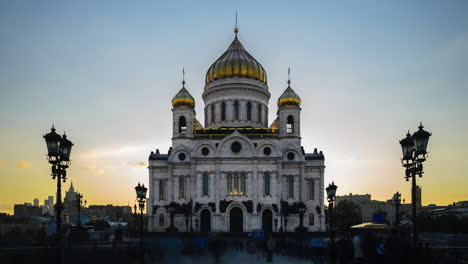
top-left (266, 234), bottom-right (274, 262)
top-left (362, 230), bottom-right (377, 264)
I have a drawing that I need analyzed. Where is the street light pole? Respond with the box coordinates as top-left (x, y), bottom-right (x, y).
top-left (400, 123), bottom-right (431, 248)
top-left (43, 126), bottom-right (73, 264)
top-left (135, 183), bottom-right (148, 247)
top-left (73, 193), bottom-right (85, 227)
top-left (326, 182), bottom-right (338, 264)
top-left (392, 192), bottom-right (401, 226)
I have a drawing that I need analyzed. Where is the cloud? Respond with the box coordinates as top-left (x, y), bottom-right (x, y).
top-left (17, 160), bottom-right (31, 169)
top-left (127, 161), bottom-right (148, 168)
top-left (81, 165), bottom-right (105, 176)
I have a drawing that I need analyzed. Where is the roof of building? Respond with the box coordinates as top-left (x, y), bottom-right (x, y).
top-left (205, 29), bottom-right (267, 85)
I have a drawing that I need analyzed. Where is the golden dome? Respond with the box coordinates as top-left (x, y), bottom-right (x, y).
top-left (194, 117), bottom-right (203, 130)
top-left (269, 117), bottom-right (279, 130)
top-left (205, 32), bottom-right (267, 85)
top-left (172, 83), bottom-right (195, 108)
top-left (278, 82), bottom-right (301, 107)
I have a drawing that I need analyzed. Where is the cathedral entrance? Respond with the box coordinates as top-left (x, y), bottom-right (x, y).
top-left (262, 209), bottom-right (273, 233)
top-left (229, 207), bottom-right (243, 233)
top-left (200, 209), bottom-right (211, 232)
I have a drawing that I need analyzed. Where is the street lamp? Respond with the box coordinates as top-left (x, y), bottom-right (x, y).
top-left (135, 183), bottom-right (148, 237)
top-left (43, 125), bottom-right (73, 264)
top-left (400, 123), bottom-right (431, 248)
top-left (295, 202), bottom-right (307, 232)
top-left (392, 191), bottom-right (401, 226)
top-left (166, 204), bottom-right (178, 232)
top-left (279, 197), bottom-right (284, 232)
top-left (326, 182), bottom-right (337, 241)
top-left (72, 192), bottom-right (86, 227)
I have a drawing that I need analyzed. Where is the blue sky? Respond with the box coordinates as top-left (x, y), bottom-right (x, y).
top-left (1, 0), bottom-right (467, 212)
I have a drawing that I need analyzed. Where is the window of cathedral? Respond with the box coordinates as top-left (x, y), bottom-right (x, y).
top-left (221, 102), bottom-right (226, 121)
top-left (264, 172), bottom-right (271, 196)
top-left (202, 173), bottom-right (209, 196)
top-left (288, 176), bottom-right (294, 198)
top-left (231, 142), bottom-right (242, 153)
top-left (309, 213), bottom-right (314, 226)
top-left (159, 214), bottom-right (165, 226)
top-left (263, 147), bottom-right (271, 156)
top-left (211, 104), bottom-right (215, 123)
top-left (234, 101), bottom-right (239, 120)
top-left (201, 147), bottom-right (210, 156)
top-left (179, 116), bottom-right (187, 134)
top-left (227, 173), bottom-right (246, 196)
top-left (287, 152), bottom-right (295, 160)
top-left (159, 181), bottom-right (165, 201)
top-left (247, 102), bottom-right (252, 121)
top-left (287, 115), bottom-right (294, 133)
top-left (179, 177), bottom-right (185, 199)
top-left (257, 104), bottom-right (262, 123)
top-left (178, 153), bottom-right (186, 161)
top-left (308, 179), bottom-right (315, 200)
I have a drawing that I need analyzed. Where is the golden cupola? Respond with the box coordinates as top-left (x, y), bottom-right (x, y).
top-left (205, 29), bottom-right (267, 85)
top-left (278, 80), bottom-right (301, 107)
top-left (172, 81), bottom-right (195, 108)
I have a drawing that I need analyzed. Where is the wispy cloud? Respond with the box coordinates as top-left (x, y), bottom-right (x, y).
top-left (81, 165), bottom-right (105, 176)
top-left (127, 161), bottom-right (148, 168)
top-left (17, 160), bottom-right (31, 169)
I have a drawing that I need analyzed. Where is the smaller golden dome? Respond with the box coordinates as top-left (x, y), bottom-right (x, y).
top-left (269, 117), bottom-right (279, 130)
top-left (278, 83), bottom-right (301, 107)
top-left (194, 117), bottom-right (203, 130)
top-left (172, 85), bottom-right (195, 108)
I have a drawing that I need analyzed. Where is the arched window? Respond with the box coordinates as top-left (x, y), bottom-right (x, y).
top-left (227, 173), bottom-right (233, 195)
top-left (264, 172), bottom-right (271, 196)
top-left (159, 180), bottom-right (165, 201)
top-left (211, 104), bottom-right (215, 123)
top-left (257, 104), bottom-right (262, 123)
top-left (288, 176), bottom-right (294, 198)
top-left (202, 173), bottom-right (209, 196)
top-left (221, 102), bottom-right (226, 121)
top-left (179, 177), bottom-right (185, 199)
top-left (308, 179), bottom-right (315, 200)
top-left (234, 101), bottom-right (239, 120)
top-left (246, 102), bottom-right (252, 121)
top-left (159, 214), bottom-right (165, 226)
top-left (286, 115), bottom-right (294, 133)
top-left (179, 116), bottom-right (186, 134)
top-left (309, 213), bottom-right (314, 226)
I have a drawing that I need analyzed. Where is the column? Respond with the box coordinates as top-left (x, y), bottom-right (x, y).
top-left (210, 172), bottom-right (215, 199)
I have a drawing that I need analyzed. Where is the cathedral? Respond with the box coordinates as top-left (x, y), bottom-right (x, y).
top-left (148, 27), bottom-right (326, 233)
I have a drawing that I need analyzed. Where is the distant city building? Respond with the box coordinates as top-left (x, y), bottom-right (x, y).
top-left (63, 181), bottom-right (78, 212)
top-left (33, 198), bottom-right (39, 207)
top-left (359, 200), bottom-right (396, 224)
top-left (336, 193), bottom-right (371, 205)
top-left (42, 196), bottom-right (54, 215)
top-left (14, 204), bottom-right (42, 218)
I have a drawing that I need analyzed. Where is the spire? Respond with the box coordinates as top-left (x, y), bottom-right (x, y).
top-left (69, 181), bottom-right (75, 192)
top-left (287, 67), bottom-right (291, 86)
top-left (182, 67), bottom-right (186, 87)
top-left (234, 11), bottom-right (239, 36)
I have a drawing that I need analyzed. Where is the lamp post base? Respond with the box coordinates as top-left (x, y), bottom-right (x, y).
top-left (295, 226), bottom-right (307, 232)
top-left (166, 226), bottom-right (179, 232)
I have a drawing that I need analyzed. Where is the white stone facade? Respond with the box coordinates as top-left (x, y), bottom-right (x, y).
top-left (147, 33), bottom-right (326, 233)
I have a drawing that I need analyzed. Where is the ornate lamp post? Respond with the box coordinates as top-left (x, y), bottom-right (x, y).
top-left (43, 126), bottom-right (73, 264)
top-left (326, 182), bottom-right (338, 242)
top-left (392, 191), bottom-right (401, 226)
top-left (135, 183), bottom-right (147, 245)
top-left (72, 192), bottom-right (86, 227)
top-left (279, 197), bottom-right (284, 232)
top-left (274, 219), bottom-right (278, 232)
top-left (400, 122), bottom-right (431, 248)
top-left (295, 202), bottom-right (307, 232)
top-left (166, 204), bottom-right (178, 232)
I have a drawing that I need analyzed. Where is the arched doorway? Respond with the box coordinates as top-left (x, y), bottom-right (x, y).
top-left (200, 209), bottom-right (211, 232)
top-left (262, 209), bottom-right (273, 233)
top-left (230, 207), bottom-right (243, 233)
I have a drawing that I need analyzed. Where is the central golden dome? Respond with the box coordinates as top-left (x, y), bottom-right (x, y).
top-left (205, 32), bottom-right (267, 85)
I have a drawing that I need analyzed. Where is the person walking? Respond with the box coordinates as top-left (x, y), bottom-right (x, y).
top-left (266, 234), bottom-right (274, 262)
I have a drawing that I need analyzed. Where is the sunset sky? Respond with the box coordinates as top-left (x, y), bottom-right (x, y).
top-left (1, 1), bottom-right (467, 214)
